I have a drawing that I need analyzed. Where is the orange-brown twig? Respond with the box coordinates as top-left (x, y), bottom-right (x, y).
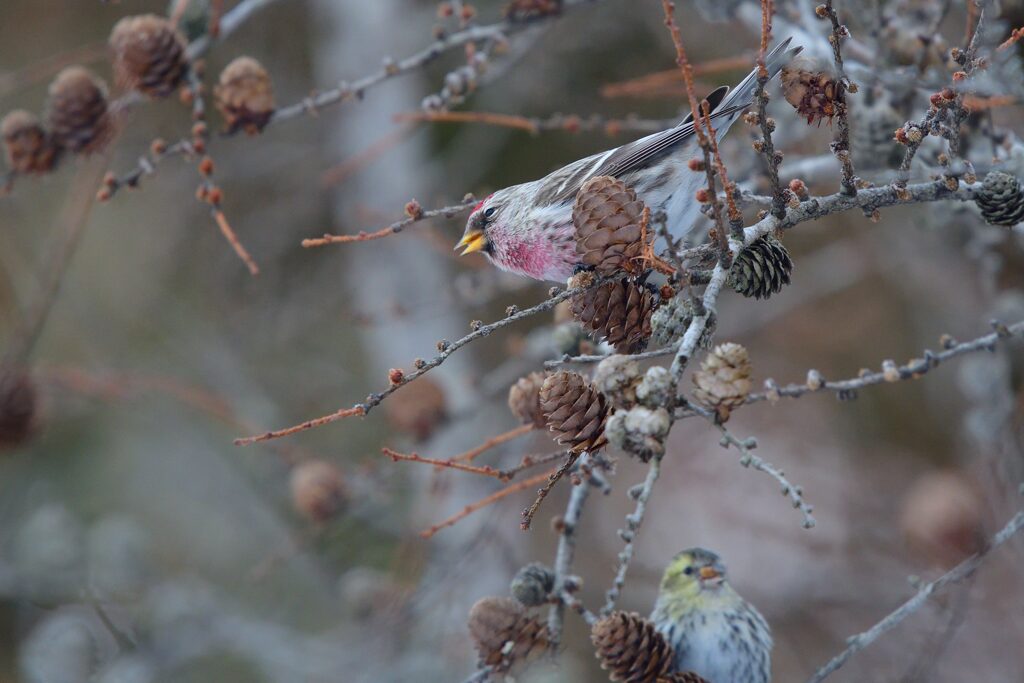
top-left (700, 103), bottom-right (743, 229)
top-left (998, 26), bottom-right (1024, 51)
top-left (600, 55), bottom-right (754, 99)
top-left (382, 447), bottom-right (509, 479)
top-left (321, 122), bottom-right (419, 188)
top-left (421, 469), bottom-right (555, 538)
top-left (499, 449), bottom-right (570, 479)
top-left (395, 110), bottom-right (539, 133)
top-left (521, 451), bottom-right (579, 530)
top-left (758, 0), bottom-right (773, 78)
top-left (448, 423), bottom-right (534, 464)
top-left (210, 0), bottom-right (224, 38)
top-left (213, 209), bottom-right (260, 275)
top-left (661, 0), bottom-right (733, 260)
top-left (302, 197), bottom-right (476, 248)
top-left (234, 405), bottom-right (366, 445)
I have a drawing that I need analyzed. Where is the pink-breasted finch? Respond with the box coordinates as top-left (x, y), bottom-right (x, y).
top-left (455, 38), bottom-right (801, 282)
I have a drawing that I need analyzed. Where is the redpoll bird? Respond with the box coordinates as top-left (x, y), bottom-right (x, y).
top-left (456, 39), bottom-right (801, 282)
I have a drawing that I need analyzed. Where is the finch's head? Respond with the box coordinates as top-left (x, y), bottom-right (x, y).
top-left (456, 193), bottom-right (501, 257)
top-left (455, 185), bottom-right (578, 281)
top-left (660, 547), bottom-right (729, 600)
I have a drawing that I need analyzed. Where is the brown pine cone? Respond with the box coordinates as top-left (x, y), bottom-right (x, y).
top-left (657, 673), bottom-right (710, 683)
top-left (215, 57), bottom-right (275, 135)
top-left (384, 376), bottom-right (447, 442)
top-left (0, 370), bottom-right (37, 450)
top-left (1, 110), bottom-right (60, 175)
top-left (46, 66), bottom-right (112, 154)
top-left (109, 15), bottom-right (189, 98)
top-left (504, 0), bottom-right (563, 21)
top-left (290, 459), bottom-right (347, 523)
top-left (591, 611), bottom-right (675, 683)
top-left (729, 235), bottom-right (793, 300)
top-left (468, 597), bottom-right (549, 673)
top-left (572, 276), bottom-right (655, 354)
top-left (692, 342), bottom-right (752, 422)
top-left (573, 176), bottom-right (650, 277)
top-left (780, 60), bottom-right (845, 126)
top-left (508, 371), bottom-right (549, 429)
top-left (539, 371), bottom-right (608, 453)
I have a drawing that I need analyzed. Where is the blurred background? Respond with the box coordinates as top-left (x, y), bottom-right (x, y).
top-left (0, 0), bottom-right (1023, 681)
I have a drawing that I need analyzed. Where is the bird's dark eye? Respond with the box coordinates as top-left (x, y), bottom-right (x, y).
top-left (483, 206), bottom-right (497, 219)
top-left (683, 566), bottom-right (695, 576)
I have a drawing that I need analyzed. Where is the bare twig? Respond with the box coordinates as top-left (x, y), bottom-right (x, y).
top-left (746, 319), bottom-right (1024, 405)
top-left (806, 509), bottom-right (1024, 683)
top-left (234, 276), bottom-right (610, 445)
top-left (521, 451), bottom-right (580, 530)
top-left (265, 0), bottom-right (601, 129)
top-left (601, 456), bottom-right (662, 615)
top-left (394, 110), bottom-right (679, 136)
top-left (716, 424), bottom-right (815, 528)
top-left (302, 197), bottom-right (477, 247)
top-left (382, 447), bottom-right (510, 480)
top-left (754, 0), bottom-right (787, 218)
top-left (821, 1), bottom-right (857, 196)
top-left (420, 468), bottom-right (556, 538)
top-left (547, 453), bottom-right (593, 648)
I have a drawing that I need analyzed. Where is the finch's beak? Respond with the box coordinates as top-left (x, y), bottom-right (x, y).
top-left (698, 566), bottom-right (720, 581)
top-left (455, 229), bottom-right (487, 256)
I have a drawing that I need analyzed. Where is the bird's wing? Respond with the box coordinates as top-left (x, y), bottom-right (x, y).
top-left (535, 96), bottom-right (743, 207)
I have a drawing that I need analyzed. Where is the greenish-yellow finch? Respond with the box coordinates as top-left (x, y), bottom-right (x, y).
top-left (650, 548), bottom-right (771, 683)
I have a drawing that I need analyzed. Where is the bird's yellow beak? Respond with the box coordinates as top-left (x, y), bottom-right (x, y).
top-left (698, 566), bottom-right (720, 581)
top-left (455, 229), bottom-right (487, 256)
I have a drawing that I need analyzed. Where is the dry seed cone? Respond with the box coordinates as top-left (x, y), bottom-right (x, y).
top-left (780, 60), bottom-right (845, 126)
top-left (573, 176), bottom-right (650, 276)
top-left (1, 110), bottom-right (60, 175)
top-left (46, 67), bottom-right (112, 154)
top-left (383, 376), bottom-right (447, 442)
top-left (508, 371), bottom-right (549, 429)
top-left (215, 57), bottom-right (275, 135)
top-left (728, 235), bottom-right (793, 300)
top-left (289, 459), bottom-right (347, 523)
top-left (571, 278), bottom-right (654, 354)
top-left (539, 371), bottom-right (608, 453)
top-left (591, 611), bottom-right (675, 683)
top-left (976, 171), bottom-right (1024, 227)
top-left (692, 342), bottom-right (752, 421)
top-left (468, 597), bottom-right (549, 673)
top-left (109, 15), bottom-right (189, 98)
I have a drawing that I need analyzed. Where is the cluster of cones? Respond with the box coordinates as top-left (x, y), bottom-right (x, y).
top-left (468, 593), bottom-right (707, 683)
top-left (2, 12), bottom-right (276, 184)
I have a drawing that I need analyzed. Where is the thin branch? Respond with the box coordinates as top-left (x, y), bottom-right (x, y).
top-left (382, 447), bottom-right (510, 480)
top-left (822, 1), bottom-right (857, 196)
top-left (264, 0), bottom-right (601, 129)
top-left (806, 509), bottom-right (1024, 683)
top-left (212, 208), bottom-right (260, 276)
top-left (755, 0), bottom-right (787, 218)
top-left (746, 319), bottom-right (1024, 405)
top-left (302, 197), bottom-right (477, 247)
top-left (420, 468), bottom-right (555, 538)
top-left (448, 423), bottom-right (534, 463)
top-left (716, 423), bottom-right (815, 528)
top-left (521, 451), bottom-right (580, 530)
top-left (394, 110), bottom-right (679, 136)
top-left (599, 55), bottom-right (757, 99)
top-left (601, 456), bottom-right (662, 615)
top-left (547, 453), bottom-right (592, 648)
top-left (559, 589), bottom-right (598, 626)
top-left (997, 26), bottom-right (1024, 51)
top-left (234, 276), bottom-right (610, 445)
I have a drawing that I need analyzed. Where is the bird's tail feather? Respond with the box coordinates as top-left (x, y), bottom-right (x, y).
top-left (722, 37), bottom-right (803, 112)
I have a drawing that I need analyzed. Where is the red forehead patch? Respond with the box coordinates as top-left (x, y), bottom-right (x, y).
top-left (473, 193), bottom-right (494, 214)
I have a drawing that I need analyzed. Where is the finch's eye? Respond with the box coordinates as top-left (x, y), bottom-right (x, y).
top-left (483, 206), bottom-right (497, 219)
top-left (683, 566), bottom-right (695, 576)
